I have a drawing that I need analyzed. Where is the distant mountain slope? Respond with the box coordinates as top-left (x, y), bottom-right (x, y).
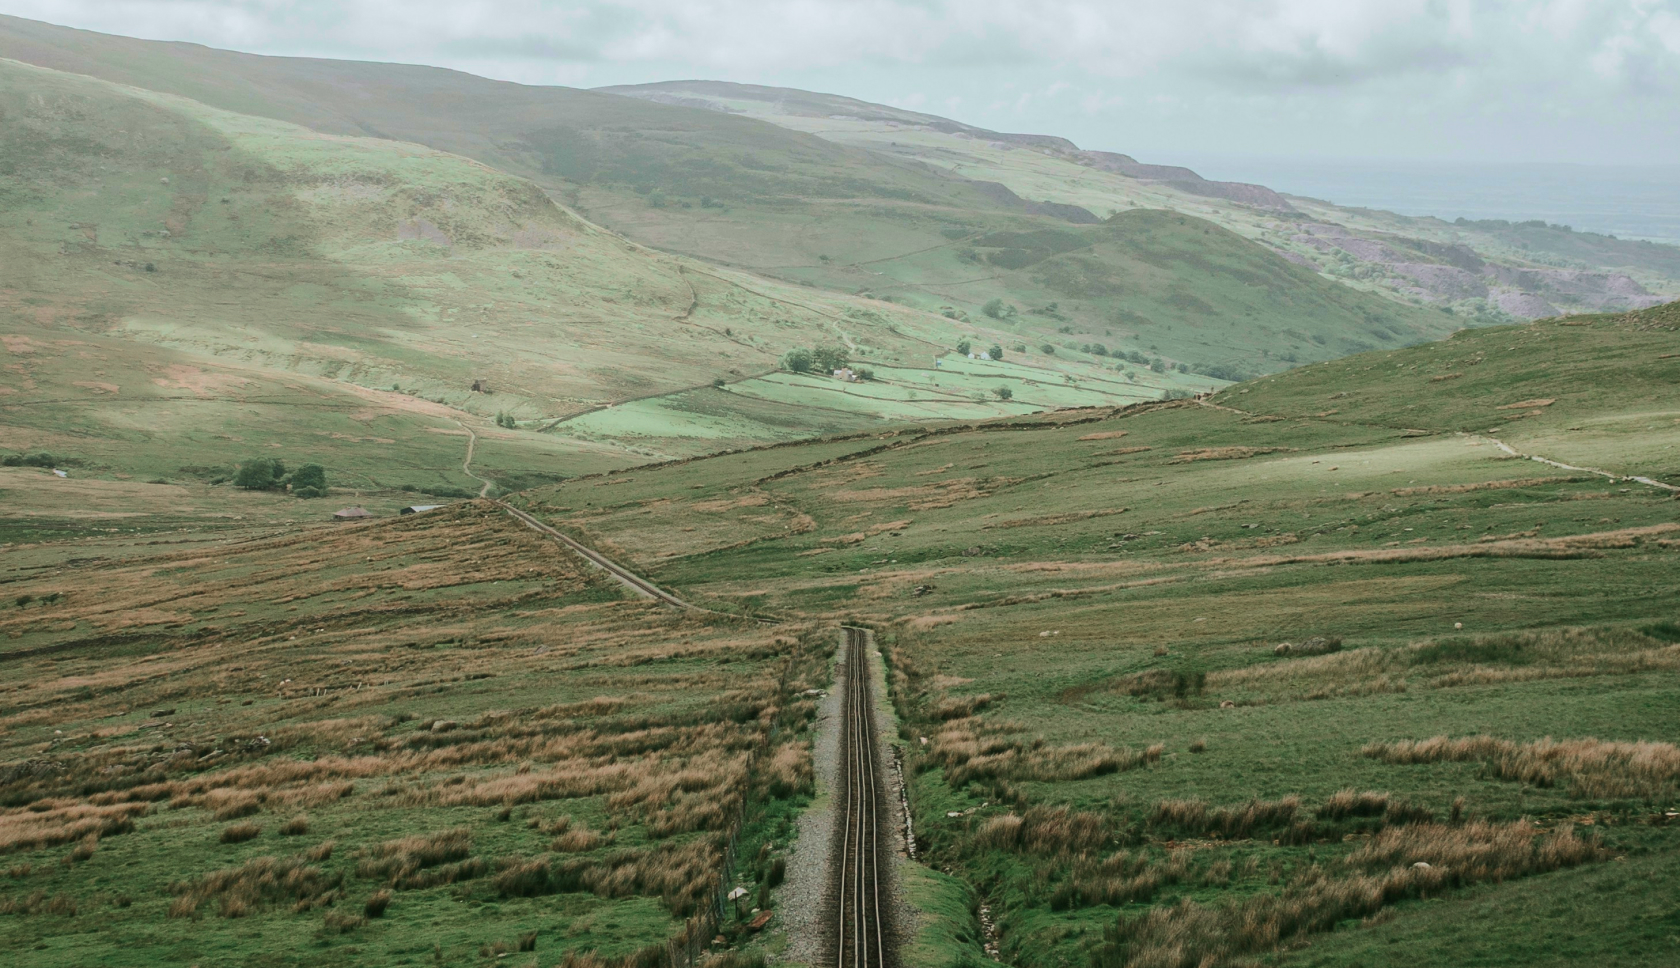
top-left (602, 79), bottom-right (1297, 210)
top-left (607, 80), bottom-right (1679, 321)
top-left (0, 14), bottom-right (1460, 378)
top-left (0, 56), bottom-right (1026, 489)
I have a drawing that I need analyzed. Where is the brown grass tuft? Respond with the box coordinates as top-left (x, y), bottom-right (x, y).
top-left (1365, 734), bottom-right (1680, 799)
top-left (219, 823), bottom-right (261, 844)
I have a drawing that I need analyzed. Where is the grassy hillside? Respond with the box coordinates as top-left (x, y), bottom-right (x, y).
top-left (496, 299), bottom-right (1680, 968)
top-left (7, 54), bottom-right (1185, 522)
top-left (0, 14), bottom-right (1461, 378)
top-left (4, 278), bottom-right (1677, 968)
top-left (0, 505), bottom-right (832, 967)
top-left (619, 80), bottom-right (1680, 323)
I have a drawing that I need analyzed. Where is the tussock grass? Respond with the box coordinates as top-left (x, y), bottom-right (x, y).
top-left (1150, 796), bottom-right (1301, 840)
top-left (0, 802), bottom-right (147, 854)
top-left (929, 719), bottom-right (1138, 785)
top-left (974, 806), bottom-right (1109, 856)
top-left (168, 851), bottom-right (343, 919)
top-left (1095, 821), bottom-right (1603, 968)
top-left (355, 828), bottom-right (474, 887)
top-left (1365, 734), bottom-right (1680, 799)
top-left (219, 823), bottom-right (261, 844)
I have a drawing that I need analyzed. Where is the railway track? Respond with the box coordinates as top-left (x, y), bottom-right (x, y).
top-left (833, 626), bottom-right (895, 968)
top-left (496, 502), bottom-right (692, 608)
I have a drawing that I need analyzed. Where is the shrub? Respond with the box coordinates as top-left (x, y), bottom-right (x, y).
top-left (994, 387), bottom-right (1013, 400)
top-left (279, 815), bottom-right (309, 836)
top-left (1040, 344), bottom-right (1055, 355)
top-left (364, 889), bottom-right (391, 918)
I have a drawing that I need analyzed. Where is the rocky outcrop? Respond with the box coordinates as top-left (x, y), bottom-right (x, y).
top-left (1285, 220), bottom-right (1663, 317)
top-left (1065, 150), bottom-right (1296, 211)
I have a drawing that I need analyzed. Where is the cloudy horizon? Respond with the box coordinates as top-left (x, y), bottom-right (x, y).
top-left (5, 0), bottom-right (1679, 170)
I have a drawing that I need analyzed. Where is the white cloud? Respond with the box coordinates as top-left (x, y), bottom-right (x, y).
top-left (6, 0), bottom-right (1678, 162)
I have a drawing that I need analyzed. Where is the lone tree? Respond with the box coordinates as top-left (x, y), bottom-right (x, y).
top-left (956, 339), bottom-right (972, 356)
top-left (292, 463), bottom-right (328, 498)
top-left (988, 344), bottom-right (1004, 361)
top-left (982, 298), bottom-right (1005, 319)
top-left (234, 458), bottom-right (285, 490)
top-left (993, 386), bottom-right (1013, 400)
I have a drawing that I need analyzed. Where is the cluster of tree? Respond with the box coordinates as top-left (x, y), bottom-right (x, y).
top-left (397, 483), bottom-right (478, 499)
top-left (2, 452), bottom-right (81, 468)
top-left (1189, 362), bottom-right (1256, 382)
top-left (782, 345), bottom-right (855, 374)
top-left (981, 298), bottom-right (1019, 319)
top-left (234, 458), bottom-right (328, 498)
top-left (494, 412), bottom-right (518, 428)
top-left (955, 340), bottom-right (1004, 360)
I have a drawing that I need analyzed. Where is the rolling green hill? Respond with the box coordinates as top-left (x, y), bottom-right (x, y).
top-left (0, 14), bottom-right (1463, 380)
top-left (4, 54), bottom-right (1135, 508)
top-left (611, 80), bottom-right (1680, 323)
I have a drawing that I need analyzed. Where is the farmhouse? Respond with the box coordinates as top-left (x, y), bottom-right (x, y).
top-left (400, 504), bottom-right (444, 515)
top-left (332, 507), bottom-right (373, 520)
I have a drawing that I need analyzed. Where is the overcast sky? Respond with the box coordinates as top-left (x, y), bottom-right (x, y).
top-left (9, 0), bottom-right (1680, 166)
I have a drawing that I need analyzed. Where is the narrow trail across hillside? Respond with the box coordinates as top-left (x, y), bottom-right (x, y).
top-left (1479, 435), bottom-right (1680, 493)
top-left (829, 626), bottom-right (898, 968)
top-left (1195, 398), bottom-right (1679, 495)
top-left (454, 420), bottom-right (493, 498)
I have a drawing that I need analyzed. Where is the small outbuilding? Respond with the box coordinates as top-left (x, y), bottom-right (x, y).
top-left (399, 505), bottom-right (443, 515)
top-left (333, 507), bottom-right (373, 521)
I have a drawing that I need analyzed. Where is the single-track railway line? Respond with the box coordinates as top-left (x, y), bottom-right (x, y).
top-left (833, 626), bottom-right (894, 968)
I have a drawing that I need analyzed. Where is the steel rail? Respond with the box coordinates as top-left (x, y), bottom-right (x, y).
top-left (836, 626), bottom-right (889, 968)
top-left (496, 501), bottom-right (692, 608)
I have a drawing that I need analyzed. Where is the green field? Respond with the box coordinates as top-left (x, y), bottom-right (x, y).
top-left (501, 300), bottom-right (1680, 968)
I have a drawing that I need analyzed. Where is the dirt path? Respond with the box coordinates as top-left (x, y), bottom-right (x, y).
top-left (1479, 434), bottom-right (1680, 493)
top-left (1195, 398), bottom-right (1679, 495)
top-left (453, 420), bottom-right (493, 498)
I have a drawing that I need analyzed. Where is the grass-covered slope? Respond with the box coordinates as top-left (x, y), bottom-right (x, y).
top-left (504, 300), bottom-right (1680, 968)
top-left (0, 505), bottom-right (831, 967)
top-left (622, 80), bottom-right (1680, 324)
top-left (4, 55), bottom-right (1106, 505)
top-left (0, 14), bottom-right (1459, 378)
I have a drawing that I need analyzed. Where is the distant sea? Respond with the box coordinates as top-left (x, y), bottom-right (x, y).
top-left (1173, 157), bottom-right (1680, 244)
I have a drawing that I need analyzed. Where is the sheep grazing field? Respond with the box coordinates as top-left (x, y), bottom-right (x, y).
top-left (0, 505), bottom-right (829, 965)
